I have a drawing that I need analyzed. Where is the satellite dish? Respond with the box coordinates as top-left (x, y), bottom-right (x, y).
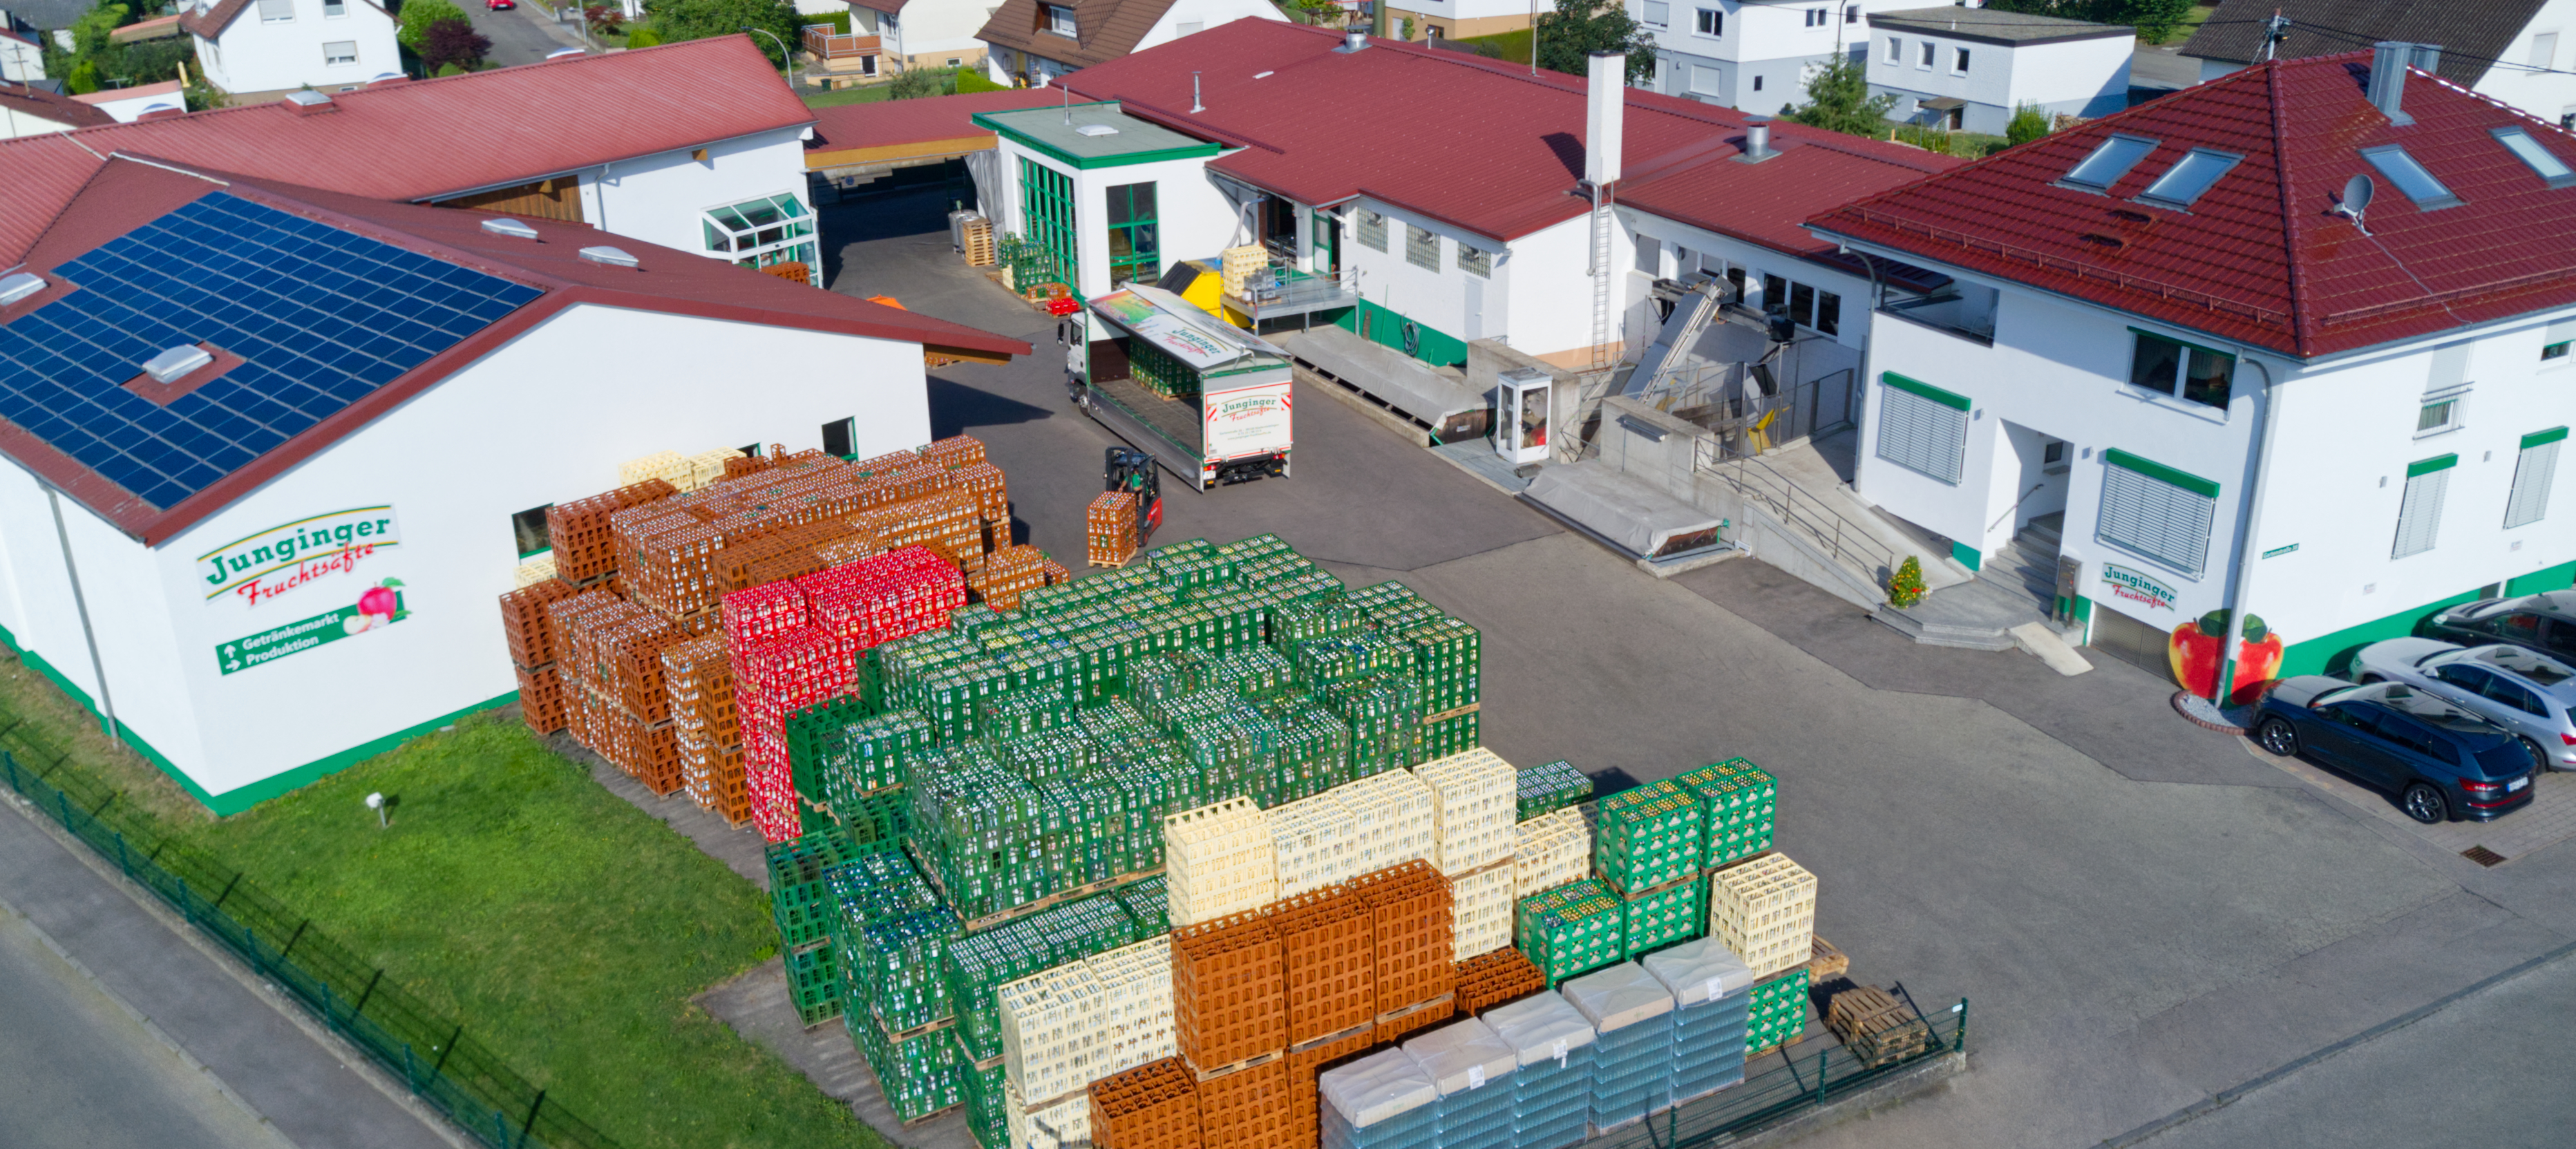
top-left (2342, 173), bottom-right (2375, 214)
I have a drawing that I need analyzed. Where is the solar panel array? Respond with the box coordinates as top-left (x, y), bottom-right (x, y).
top-left (0, 193), bottom-right (540, 511)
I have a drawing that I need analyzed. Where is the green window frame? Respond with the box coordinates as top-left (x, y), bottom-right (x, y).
top-left (701, 192), bottom-right (816, 283)
top-left (1405, 222), bottom-right (1441, 271)
top-left (2394, 454), bottom-right (2456, 558)
top-left (1105, 181), bottom-right (1159, 289)
top-left (1019, 157), bottom-right (1077, 287)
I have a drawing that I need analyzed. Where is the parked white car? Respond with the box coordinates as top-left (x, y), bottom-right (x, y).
top-left (2351, 639), bottom-right (2576, 774)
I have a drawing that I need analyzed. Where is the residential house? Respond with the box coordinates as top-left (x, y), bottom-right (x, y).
top-left (1629, 0), bottom-right (1928, 116)
top-left (0, 75), bottom-right (114, 137)
top-left (0, 156), bottom-right (1023, 812)
top-left (1864, 6), bottom-right (2130, 135)
top-left (846, 0), bottom-right (995, 71)
top-left (0, 26), bottom-right (41, 82)
top-left (2183, 0), bottom-right (2576, 128)
top-left (180, 0), bottom-right (402, 103)
top-left (73, 79), bottom-right (188, 123)
top-left (1383, 0), bottom-right (1535, 43)
top-left (977, 0), bottom-right (1285, 88)
top-left (1807, 46), bottom-right (2576, 687)
top-left (0, 38), bottom-right (828, 283)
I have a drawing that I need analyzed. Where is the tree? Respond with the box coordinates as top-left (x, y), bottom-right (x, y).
top-left (1780, 55), bottom-right (1895, 138)
top-left (1531, 0), bottom-right (1654, 83)
top-left (647, 0), bottom-right (802, 68)
top-left (397, 0), bottom-right (469, 50)
top-left (2005, 101), bottom-right (2052, 146)
top-left (889, 65), bottom-right (956, 99)
top-left (419, 19), bottom-right (492, 73)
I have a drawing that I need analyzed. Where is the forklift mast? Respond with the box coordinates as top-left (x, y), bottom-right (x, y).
top-left (1105, 447), bottom-right (1162, 542)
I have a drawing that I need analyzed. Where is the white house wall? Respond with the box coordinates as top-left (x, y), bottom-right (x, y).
top-left (193, 0), bottom-right (400, 97)
top-left (1495, 213), bottom-right (1591, 359)
top-left (2474, 0), bottom-right (2576, 127)
top-left (574, 126), bottom-right (811, 267)
top-left (1635, 0), bottom-right (1909, 113)
top-left (18, 303), bottom-right (929, 810)
top-left (1133, 0), bottom-right (1284, 52)
top-left (1867, 25), bottom-right (2130, 133)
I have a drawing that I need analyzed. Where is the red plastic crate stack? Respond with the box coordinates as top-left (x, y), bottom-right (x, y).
top-left (803, 546), bottom-right (967, 649)
top-left (1354, 862), bottom-right (1457, 1045)
top-left (730, 623), bottom-right (853, 842)
top-left (1172, 910), bottom-right (1286, 1072)
top-left (1091, 1057), bottom-right (1202, 1149)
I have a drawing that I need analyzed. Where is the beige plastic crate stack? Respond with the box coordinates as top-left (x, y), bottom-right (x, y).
top-left (618, 450), bottom-right (696, 491)
top-left (512, 553), bottom-right (558, 589)
top-left (683, 447), bottom-right (745, 491)
top-left (1511, 808), bottom-right (1591, 896)
top-left (1337, 769), bottom-right (1436, 877)
top-left (1709, 853), bottom-right (1819, 978)
top-left (1450, 864), bottom-right (1517, 960)
top-left (1088, 936), bottom-right (1179, 1076)
top-left (1005, 1081), bottom-right (1091, 1149)
top-left (1220, 244), bottom-right (1266, 296)
top-left (1000, 964), bottom-right (1105, 1110)
top-left (1165, 797), bottom-right (1279, 927)
top-left (1415, 748), bottom-right (1515, 876)
top-left (1269, 792), bottom-right (1358, 899)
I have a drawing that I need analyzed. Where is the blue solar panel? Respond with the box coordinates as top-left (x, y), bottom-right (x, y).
top-left (0, 193), bottom-right (543, 510)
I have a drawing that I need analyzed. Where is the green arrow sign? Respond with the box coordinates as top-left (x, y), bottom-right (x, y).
top-left (216, 593), bottom-right (407, 676)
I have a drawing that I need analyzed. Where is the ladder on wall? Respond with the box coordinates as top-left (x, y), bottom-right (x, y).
top-left (1560, 183), bottom-right (1620, 461)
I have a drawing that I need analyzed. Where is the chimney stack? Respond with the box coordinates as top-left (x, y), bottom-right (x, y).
top-left (1372, 0), bottom-right (1387, 41)
top-left (1586, 51), bottom-right (1625, 189)
top-left (2410, 43), bottom-right (2443, 73)
top-left (1340, 28), bottom-right (1366, 52)
top-left (2368, 41), bottom-right (2415, 126)
top-left (1745, 116), bottom-right (1773, 161)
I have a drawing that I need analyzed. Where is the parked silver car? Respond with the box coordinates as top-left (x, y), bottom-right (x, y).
top-left (2352, 638), bottom-right (2576, 773)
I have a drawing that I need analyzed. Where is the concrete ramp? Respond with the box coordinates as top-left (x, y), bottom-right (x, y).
top-left (1523, 461), bottom-right (1732, 574)
top-left (1274, 327), bottom-right (1484, 430)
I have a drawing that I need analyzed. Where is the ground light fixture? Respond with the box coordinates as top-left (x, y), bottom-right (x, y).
top-left (366, 791), bottom-right (387, 828)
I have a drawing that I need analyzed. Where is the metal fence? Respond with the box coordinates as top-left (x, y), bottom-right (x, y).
top-left (1586, 991), bottom-right (1967, 1147)
top-left (0, 743), bottom-right (621, 1149)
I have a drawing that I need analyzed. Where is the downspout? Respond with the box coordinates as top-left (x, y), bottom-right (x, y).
top-left (2211, 354), bottom-right (2283, 702)
top-left (44, 486), bottom-right (119, 744)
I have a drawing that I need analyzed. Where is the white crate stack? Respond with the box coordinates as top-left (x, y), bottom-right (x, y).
top-left (1414, 748), bottom-right (1517, 877)
top-left (999, 937), bottom-right (1179, 1141)
top-left (1450, 864), bottom-right (1517, 960)
top-left (999, 964), bottom-right (1104, 1108)
top-left (1088, 936), bottom-right (1178, 1075)
top-left (1338, 768), bottom-right (1437, 875)
top-left (1164, 797), bottom-right (1278, 927)
top-left (1269, 792), bottom-right (1359, 898)
top-left (1004, 1081), bottom-right (1092, 1149)
top-left (1709, 853), bottom-right (1817, 978)
top-left (1512, 808), bottom-right (1591, 897)
top-left (512, 553), bottom-right (558, 588)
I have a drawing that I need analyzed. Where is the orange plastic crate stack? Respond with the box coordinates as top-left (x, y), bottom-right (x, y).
top-left (498, 579), bottom-right (578, 734)
top-left (1170, 910), bottom-right (1285, 1072)
top-left (545, 479), bottom-right (677, 584)
top-left (923, 433), bottom-right (987, 469)
top-left (1274, 887), bottom-right (1375, 1046)
top-left (967, 545), bottom-right (1056, 611)
top-left (1193, 1056), bottom-right (1287, 1149)
top-left (1091, 1057), bottom-right (1202, 1149)
top-left (1283, 1027), bottom-right (1372, 1149)
top-left (662, 634), bottom-right (748, 823)
top-left (1452, 947), bottom-right (1546, 1014)
top-left (513, 664), bottom-right (567, 736)
top-left (952, 461), bottom-right (1010, 540)
top-left (853, 489), bottom-right (983, 564)
top-left (1087, 491), bottom-right (1138, 568)
top-left (1354, 861), bottom-right (1457, 1043)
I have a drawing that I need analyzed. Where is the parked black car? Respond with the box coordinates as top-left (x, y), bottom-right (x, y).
top-left (2251, 676), bottom-right (2534, 824)
top-left (2421, 590), bottom-right (2576, 661)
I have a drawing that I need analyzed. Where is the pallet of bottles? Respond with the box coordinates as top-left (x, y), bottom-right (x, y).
top-left (1087, 489), bottom-right (1140, 568)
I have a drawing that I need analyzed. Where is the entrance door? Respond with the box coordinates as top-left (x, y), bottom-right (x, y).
top-left (1312, 213), bottom-right (1341, 277)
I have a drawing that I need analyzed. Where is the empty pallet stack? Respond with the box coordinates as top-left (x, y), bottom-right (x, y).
top-left (1560, 962), bottom-right (1676, 1134)
top-left (1482, 992), bottom-right (1596, 1149)
top-left (1320, 1048), bottom-right (1440, 1149)
top-left (1641, 938), bottom-right (1753, 1104)
top-left (1401, 1017), bottom-right (1515, 1149)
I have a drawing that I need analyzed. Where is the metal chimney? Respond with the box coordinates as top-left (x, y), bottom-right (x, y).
top-left (2368, 41), bottom-right (2414, 126)
top-left (1745, 116), bottom-right (1774, 161)
top-left (1339, 28), bottom-right (1367, 52)
top-left (1586, 51), bottom-right (1625, 187)
top-left (2410, 43), bottom-right (2443, 74)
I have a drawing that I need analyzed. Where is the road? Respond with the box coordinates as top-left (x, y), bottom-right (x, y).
top-left (459, 1), bottom-right (589, 69)
top-left (817, 180), bottom-right (2576, 1148)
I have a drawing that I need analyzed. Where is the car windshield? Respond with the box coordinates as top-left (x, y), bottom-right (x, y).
top-left (2476, 645), bottom-right (2574, 686)
top-left (2365, 683), bottom-right (2504, 736)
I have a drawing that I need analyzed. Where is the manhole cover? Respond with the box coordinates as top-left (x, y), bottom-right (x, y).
top-left (2462, 846), bottom-right (2507, 867)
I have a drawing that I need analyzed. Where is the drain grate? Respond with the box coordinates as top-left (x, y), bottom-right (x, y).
top-left (2462, 846), bottom-right (2507, 867)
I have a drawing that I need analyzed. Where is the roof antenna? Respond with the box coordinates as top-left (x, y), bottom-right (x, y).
top-left (2334, 173), bottom-right (2374, 235)
top-left (1063, 79), bottom-right (1071, 125)
top-left (1191, 71), bottom-right (1203, 113)
top-left (2263, 10), bottom-right (2290, 61)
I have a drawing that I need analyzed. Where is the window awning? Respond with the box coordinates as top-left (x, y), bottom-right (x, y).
top-left (1918, 97), bottom-right (1967, 111)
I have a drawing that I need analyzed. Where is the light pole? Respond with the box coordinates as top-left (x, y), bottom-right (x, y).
top-left (743, 26), bottom-right (797, 91)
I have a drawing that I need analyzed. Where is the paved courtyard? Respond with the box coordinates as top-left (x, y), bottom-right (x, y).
top-left (822, 182), bottom-right (2576, 1148)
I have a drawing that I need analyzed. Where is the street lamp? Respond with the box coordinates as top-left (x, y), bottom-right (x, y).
top-left (743, 26), bottom-right (796, 91)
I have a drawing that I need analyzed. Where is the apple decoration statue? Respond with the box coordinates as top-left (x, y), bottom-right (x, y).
top-left (343, 579), bottom-right (406, 635)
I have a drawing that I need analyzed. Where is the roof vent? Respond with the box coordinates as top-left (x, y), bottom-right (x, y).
top-left (1074, 122), bottom-right (1117, 137)
top-left (137, 103), bottom-right (184, 120)
top-left (283, 90), bottom-right (335, 116)
top-left (481, 217), bottom-right (540, 239)
top-left (2368, 41), bottom-right (2415, 126)
top-left (1740, 116), bottom-right (1776, 163)
top-left (0, 272), bottom-right (43, 307)
top-left (141, 344), bottom-right (212, 384)
top-left (1336, 29), bottom-right (1367, 52)
top-left (366, 71), bottom-right (407, 86)
top-left (546, 46), bottom-right (584, 60)
top-left (578, 245), bottom-right (640, 269)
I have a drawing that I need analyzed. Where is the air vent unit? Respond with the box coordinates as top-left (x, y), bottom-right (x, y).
top-left (578, 245), bottom-right (640, 268)
top-left (481, 218), bottom-right (540, 239)
top-left (142, 344), bottom-right (213, 383)
top-left (1074, 123), bottom-right (1118, 137)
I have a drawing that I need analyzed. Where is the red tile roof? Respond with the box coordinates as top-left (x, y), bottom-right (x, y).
top-left (0, 36), bottom-right (815, 266)
top-left (8, 157), bottom-right (1028, 543)
top-left (1055, 20), bottom-right (1959, 251)
top-left (0, 78), bottom-right (118, 131)
top-left (1808, 53), bottom-right (2576, 359)
top-left (805, 87), bottom-right (1063, 167)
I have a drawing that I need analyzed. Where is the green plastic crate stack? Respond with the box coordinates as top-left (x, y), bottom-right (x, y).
top-left (767, 828), bottom-right (866, 952)
top-left (906, 748), bottom-right (1050, 918)
top-left (1593, 779), bottom-right (1707, 895)
top-left (942, 889), bottom-right (1142, 1063)
top-left (1122, 651), bottom-right (1202, 713)
top-left (1674, 757), bottom-right (1778, 869)
top-left (1215, 532), bottom-right (1291, 562)
top-left (958, 1037), bottom-right (1008, 1148)
top-left (1343, 579), bottom-right (1423, 620)
top-left (1116, 873), bottom-right (1170, 935)
top-left (1516, 759), bottom-right (1593, 821)
top-left (1153, 547), bottom-right (1236, 591)
top-left (1401, 617), bottom-right (1482, 713)
top-left (1620, 878), bottom-right (1707, 959)
top-left (1202, 645), bottom-right (1294, 700)
top-left (1263, 692), bottom-right (1354, 804)
top-left (1034, 774), bottom-right (1133, 886)
top-left (785, 936), bottom-right (843, 1026)
top-left (1745, 968), bottom-right (1811, 1054)
top-left (948, 602), bottom-right (999, 632)
top-left (908, 657), bottom-right (1016, 744)
top-left (825, 851), bottom-right (943, 1019)
top-left (1267, 594), bottom-right (1365, 656)
top-left (791, 707), bottom-right (933, 815)
top-left (995, 727), bottom-right (1095, 785)
top-left (838, 789), bottom-right (908, 854)
top-left (850, 1002), bottom-right (963, 1123)
top-left (1163, 694), bottom-right (1280, 806)
top-left (1422, 709), bottom-right (1480, 759)
top-left (852, 907), bottom-right (961, 1033)
top-left (998, 642), bottom-right (1081, 706)
top-left (1289, 631), bottom-right (1412, 688)
top-left (1321, 670), bottom-right (1425, 777)
top-left (1181, 588), bottom-right (1271, 651)
top-left (974, 687), bottom-right (1074, 743)
top-left (1516, 878), bottom-right (1626, 986)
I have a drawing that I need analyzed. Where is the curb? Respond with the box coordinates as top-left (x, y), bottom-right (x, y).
top-left (2170, 690), bottom-right (2249, 735)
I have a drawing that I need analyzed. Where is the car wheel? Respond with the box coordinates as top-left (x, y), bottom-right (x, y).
top-left (2523, 737), bottom-right (2553, 775)
top-left (2255, 717), bottom-right (2300, 757)
top-left (2402, 783), bottom-right (2450, 825)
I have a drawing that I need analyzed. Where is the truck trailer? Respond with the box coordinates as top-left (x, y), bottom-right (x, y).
top-left (1072, 285), bottom-right (1293, 491)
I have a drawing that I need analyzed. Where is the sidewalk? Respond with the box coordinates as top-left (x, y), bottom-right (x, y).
top-left (0, 792), bottom-right (460, 1149)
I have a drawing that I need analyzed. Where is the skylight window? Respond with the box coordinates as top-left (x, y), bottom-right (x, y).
top-left (2062, 135), bottom-right (2158, 193)
top-left (2492, 126), bottom-right (2576, 188)
top-left (2135, 148), bottom-right (2242, 210)
top-left (2361, 145), bottom-right (2461, 209)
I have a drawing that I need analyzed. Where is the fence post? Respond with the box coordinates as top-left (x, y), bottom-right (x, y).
top-left (321, 982), bottom-right (340, 1031)
top-left (245, 927), bottom-right (261, 979)
top-left (1815, 1050), bottom-right (1828, 1105)
top-left (55, 786), bottom-right (72, 830)
top-left (115, 832), bottom-right (131, 878)
top-left (177, 878), bottom-right (194, 928)
top-left (403, 1044), bottom-right (420, 1095)
top-left (493, 1110), bottom-right (512, 1149)
top-left (1955, 998), bottom-right (1969, 1052)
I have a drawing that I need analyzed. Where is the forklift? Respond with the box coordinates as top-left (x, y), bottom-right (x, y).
top-left (1105, 447), bottom-right (1162, 547)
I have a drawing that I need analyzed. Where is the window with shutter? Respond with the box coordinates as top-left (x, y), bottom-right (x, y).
top-left (2506, 427), bottom-right (2565, 528)
top-left (2097, 449), bottom-right (2219, 576)
top-left (258, 0), bottom-right (293, 21)
top-left (1873, 373), bottom-right (1967, 484)
top-left (2392, 455), bottom-right (2456, 558)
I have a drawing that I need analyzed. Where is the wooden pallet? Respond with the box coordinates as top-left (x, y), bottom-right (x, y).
top-left (1824, 983), bottom-right (1931, 1068)
top-left (1806, 935), bottom-right (1848, 980)
top-left (1190, 1047), bottom-right (1285, 1082)
top-left (954, 864), bottom-right (1168, 935)
top-left (1422, 701), bottom-right (1483, 724)
top-left (899, 1103), bottom-right (963, 1128)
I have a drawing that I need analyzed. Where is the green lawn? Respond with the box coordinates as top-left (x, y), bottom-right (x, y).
top-left (1454, 28), bottom-right (1536, 70)
top-left (805, 83), bottom-right (895, 108)
top-left (0, 647), bottom-right (885, 1149)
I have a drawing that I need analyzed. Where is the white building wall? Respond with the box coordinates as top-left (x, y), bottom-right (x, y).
top-left (1867, 28), bottom-right (2128, 135)
top-left (8, 304), bottom-right (931, 810)
top-left (1495, 213), bottom-right (1595, 360)
top-left (575, 126), bottom-right (812, 267)
top-left (194, 0), bottom-right (399, 96)
top-left (2474, 0), bottom-right (2576, 128)
top-left (1636, 0), bottom-right (1912, 113)
top-left (890, 0), bottom-right (999, 66)
top-left (1132, 0), bottom-right (1285, 53)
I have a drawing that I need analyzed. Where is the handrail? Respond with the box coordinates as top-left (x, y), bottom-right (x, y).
top-left (1700, 441), bottom-right (1897, 589)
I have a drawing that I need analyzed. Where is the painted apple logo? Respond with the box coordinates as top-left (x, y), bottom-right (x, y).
top-left (349, 578), bottom-right (405, 635)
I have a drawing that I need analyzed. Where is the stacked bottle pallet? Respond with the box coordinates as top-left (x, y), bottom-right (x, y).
top-left (1744, 967), bottom-right (1811, 1056)
top-left (546, 478), bottom-right (680, 584)
top-left (1640, 938), bottom-right (1752, 1105)
top-left (1355, 862), bottom-right (1455, 1045)
top-left (1320, 1048), bottom-right (1439, 1149)
top-left (545, 589), bottom-right (686, 793)
top-left (1593, 779), bottom-right (1713, 960)
top-left (1452, 949), bottom-right (1545, 1016)
top-left (1088, 490), bottom-right (1140, 568)
top-left (1402, 1017), bottom-right (1516, 1149)
top-left (1560, 962), bottom-right (1675, 1134)
top-left (662, 634), bottom-right (748, 824)
top-left (1515, 879), bottom-right (1623, 988)
top-left (1708, 853), bottom-right (1817, 980)
top-left (946, 889), bottom-right (1144, 1065)
top-left (1510, 810), bottom-right (1591, 898)
top-left (1514, 759), bottom-right (1592, 822)
top-left (965, 544), bottom-right (1063, 611)
top-left (1416, 749), bottom-right (1513, 960)
top-left (1482, 992), bottom-right (1596, 1149)
top-left (1676, 758), bottom-right (1777, 870)
top-left (1090, 1056), bottom-right (1202, 1149)
top-left (498, 578), bottom-right (578, 734)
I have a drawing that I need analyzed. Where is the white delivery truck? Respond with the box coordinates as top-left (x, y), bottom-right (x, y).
top-left (1072, 285), bottom-right (1293, 491)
